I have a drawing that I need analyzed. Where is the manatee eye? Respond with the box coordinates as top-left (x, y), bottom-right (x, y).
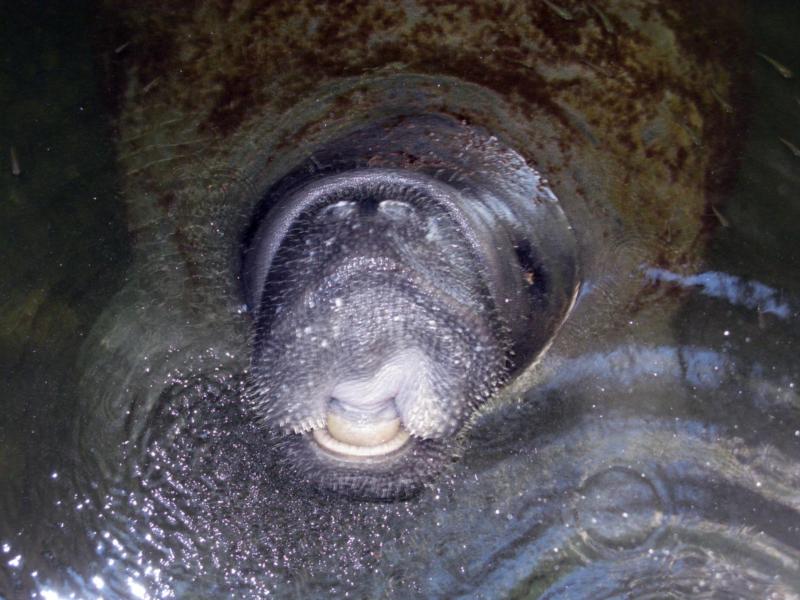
top-left (514, 238), bottom-right (549, 307)
top-left (378, 199), bottom-right (414, 220)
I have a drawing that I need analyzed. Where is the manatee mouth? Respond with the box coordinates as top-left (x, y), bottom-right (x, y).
top-left (312, 398), bottom-right (411, 459)
top-left (266, 346), bottom-right (455, 501)
top-left (309, 351), bottom-right (437, 461)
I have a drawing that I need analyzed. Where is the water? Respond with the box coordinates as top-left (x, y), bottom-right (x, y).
top-left (1, 2), bottom-right (799, 598)
top-left (0, 4), bottom-right (130, 595)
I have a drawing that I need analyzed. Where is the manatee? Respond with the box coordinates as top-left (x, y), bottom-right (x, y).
top-left (7, 1), bottom-right (800, 598)
top-left (84, 0), bottom-right (745, 502)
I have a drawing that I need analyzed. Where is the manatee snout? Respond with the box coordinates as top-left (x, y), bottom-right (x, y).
top-left (242, 115), bottom-right (578, 500)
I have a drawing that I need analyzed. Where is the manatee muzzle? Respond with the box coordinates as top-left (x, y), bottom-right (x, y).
top-left (241, 114), bottom-right (580, 499)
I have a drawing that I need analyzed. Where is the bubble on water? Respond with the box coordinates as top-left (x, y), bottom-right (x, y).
top-left (573, 467), bottom-right (664, 551)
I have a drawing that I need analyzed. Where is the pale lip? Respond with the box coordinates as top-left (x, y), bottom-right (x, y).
top-left (312, 413), bottom-right (411, 460)
top-left (311, 397), bottom-right (411, 459)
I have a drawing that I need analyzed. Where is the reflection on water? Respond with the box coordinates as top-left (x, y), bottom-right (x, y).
top-left (1, 1), bottom-right (800, 598)
top-left (645, 268), bottom-right (792, 318)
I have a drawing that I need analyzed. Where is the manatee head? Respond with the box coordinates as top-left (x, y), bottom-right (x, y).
top-left (2, 2), bottom-right (772, 598)
top-left (242, 115), bottom-right (579, 499)
top-left (82, 1), bottom-right (744, 506)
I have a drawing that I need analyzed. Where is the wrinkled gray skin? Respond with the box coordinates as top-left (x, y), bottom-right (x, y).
top-left (2, 2), bottom-right (800, 599)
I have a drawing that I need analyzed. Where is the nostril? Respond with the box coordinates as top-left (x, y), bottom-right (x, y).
top-left (378, 199), bottom-right (414, 220)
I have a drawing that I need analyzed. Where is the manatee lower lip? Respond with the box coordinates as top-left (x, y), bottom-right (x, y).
top-left (312, 410), bottom-right (411, 459)
top-left (326, 410), bottom-right (401, 446)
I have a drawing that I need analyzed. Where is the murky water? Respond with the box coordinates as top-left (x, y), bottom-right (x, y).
top-left (1, 2), bottom-right (799, 599)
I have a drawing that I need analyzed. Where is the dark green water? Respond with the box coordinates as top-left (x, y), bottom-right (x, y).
top-left (0, 0), bottom-right (129, 555)
top-left (1, 2), bottom-right (799, 599)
